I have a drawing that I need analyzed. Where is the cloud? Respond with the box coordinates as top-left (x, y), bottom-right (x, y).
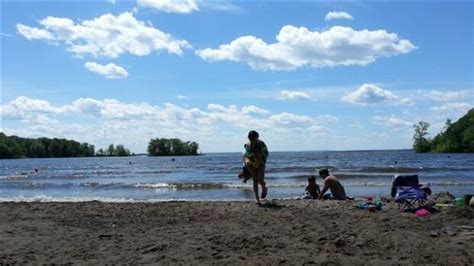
top-left (315, 114), bottom-right (339, 124)
top-left (1, 32), bottom-right (15, 38)
top-left (269, 112), bottom-right (313, 126)
top-left (425, 90), bottom-right (471, 102)
top-left (16, 12), bottom-right (190, 59)
top-left (201, 2), bottom-right (243, 13)
top-left (350, 122), bottom-right (364, 128)
top-left (430, 102), bottom-right (473, 118)
top-left (107, 0), bottom-right (116, 4)
top-left (341, 83), bottom-right (413, 105)
top-left (325, 11), bottom-right (354, 21)
top-left (16, 24), bottom-right (55, 41)
top-left (0, 96), bottom-right (62, 120)
top-left (241, 105), bottom-right (270, 115)
top-left (84, 62), bottom-right (129, 79)
top-left (137, 0), bottom-right (199, 14)
top-left (279, 90), bottom-right (313, 101)
top-left (373, 115), bottom-right (412, 127)
top-left (2, 96), bottom-right (335, 151)
top-left (196, 25), bottom-right (415, 71)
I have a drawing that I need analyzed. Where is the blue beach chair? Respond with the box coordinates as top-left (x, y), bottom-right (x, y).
top-left (395, 186), bottom-right (428, 211)
top-left (392, 175), bottom-right (428, 211)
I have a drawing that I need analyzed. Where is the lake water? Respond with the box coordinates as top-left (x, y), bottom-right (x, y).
top-left (1, 150), bottom-right (473, 202)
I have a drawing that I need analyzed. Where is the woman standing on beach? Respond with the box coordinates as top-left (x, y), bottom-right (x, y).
top-left (244, 130), bottom-right (269, 204)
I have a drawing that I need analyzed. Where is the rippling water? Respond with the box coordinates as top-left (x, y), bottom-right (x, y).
top-left (1, 150), bottom-right (473, 202)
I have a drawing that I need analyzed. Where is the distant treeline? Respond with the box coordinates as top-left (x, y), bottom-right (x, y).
top-left (148, 138), bottom-right (199, 156)
top-left (413, 108), bottom-right (474, 153)
top-left (0, 133), bottom-right (133, 159)
top-left (0, 133), bottom-right (95, 159)
top-left (96, 144), bottom-right (132, 157)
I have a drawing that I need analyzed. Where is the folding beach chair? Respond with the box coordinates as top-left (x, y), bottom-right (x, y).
top-left (392, 175), bottom-right (428, 211)
top-left (395, 186), bottom-right (428, 211)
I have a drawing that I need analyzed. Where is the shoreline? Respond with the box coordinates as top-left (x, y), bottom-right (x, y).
top-left (1, 199), bottom-right (473, 264)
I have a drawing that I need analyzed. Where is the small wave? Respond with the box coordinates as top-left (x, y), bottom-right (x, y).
top-left (1, 173), bottom-right (39, 179)
top-left (267, 174), bottom-right (316, 180)
top-left (80, 182), bottom-right (103, 188)
top-left (346, 180), bottom-right (474, 187)
top-left (134, 170), bottom-right (174, 174)
top-left (135, 182), bottom-right (227, 190)
top-left (266, 166), bottom-right (327, 173)
top-left (427, 181), bottom-right (474, 186)
top-left (359, 167), bottom-right (423, 173)
top-left (134, 182), bottom-right (307, 190)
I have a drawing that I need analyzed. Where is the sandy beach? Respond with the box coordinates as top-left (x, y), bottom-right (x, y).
top-left (1, 199), bottom-right (473, 265)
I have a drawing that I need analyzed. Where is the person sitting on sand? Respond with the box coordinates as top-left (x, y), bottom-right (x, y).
top-left (243, 130), bottom-right (269, 204)
top-left (303, 176), bottom-right (320, 199)
top-left (318, 168), bottom-right (350, 200)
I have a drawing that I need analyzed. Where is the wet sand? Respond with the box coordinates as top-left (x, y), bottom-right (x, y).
top-left (1, 199), bottom-right (473, 264)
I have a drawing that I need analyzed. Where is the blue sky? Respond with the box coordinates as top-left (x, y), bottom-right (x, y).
top-left (1, 1), bottom-right (473, 152)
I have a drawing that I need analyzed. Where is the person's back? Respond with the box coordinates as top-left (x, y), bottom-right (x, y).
top-left (323, 175), bottom-right (346, 200)
top-left (318, 168), bottom-right (348, 200)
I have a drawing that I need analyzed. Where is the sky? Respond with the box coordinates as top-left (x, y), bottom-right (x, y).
top-left (1, 0), bottom-right (473, 153)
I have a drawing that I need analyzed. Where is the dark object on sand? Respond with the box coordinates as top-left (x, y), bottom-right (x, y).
top-left (464, 195), bottom-right (473, 206)
top-left (391, 175), bottom-right (420, 197)
top-left (238, 166), bottom-right (251, 183)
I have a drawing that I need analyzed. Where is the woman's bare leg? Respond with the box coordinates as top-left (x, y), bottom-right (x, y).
top-left (248, 166), bottom-right (260, 203)
top-left (258, 166), bottom-right (267, 199)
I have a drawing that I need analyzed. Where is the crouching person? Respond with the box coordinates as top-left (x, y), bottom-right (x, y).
top-left (318, 168), bottom-right (352, 200)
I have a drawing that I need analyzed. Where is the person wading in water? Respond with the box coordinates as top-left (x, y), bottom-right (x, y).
top-left (243, 130), bottom-right (269, 204)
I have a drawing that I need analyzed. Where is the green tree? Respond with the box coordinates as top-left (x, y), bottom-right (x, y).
top-left (107, 144), bottom-right (115, 156)
top-left (96, 148), bottom-right (105, 156)
top-left (115, 144), bottom-right (130, 156)
top-left (415, 108), bottom-right (474, 153)
top-left (413, 121), bottom-right (431, 153)
top-left (148, 138), bottom-right (200, 156)
top-left (0, 133), bottom-right (96, 158)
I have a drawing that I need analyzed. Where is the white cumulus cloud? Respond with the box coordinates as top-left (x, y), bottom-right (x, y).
top-left (425, 90), bottom-right (471, 102)
top-left (196, 25), bottom-right (415, 71)
top-left (16, 12), bottom-right (190, 59)
top-left (279, 90), bottom-right (313, 101)
top-left (242, 105), bottom-right (270, 115)
top-left (341, 83), bottom-right (413, 105)
top-left (1, 96), bottom-right (60, 120)
top-left (373, 115), bottom-right (412, 127)
top-left (84, 62), bottom-right (129, 79)
top-left (137, 0), bottom-right (199, 14)
top-left (430, 102), bottom-right (473, 117)
top-left (325, 11), bottom-right (354, 21)
top-left (16, 24), bottom-right (55, 41)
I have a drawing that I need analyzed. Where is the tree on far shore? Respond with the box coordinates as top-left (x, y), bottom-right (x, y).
top-left (413, 121), bottom-right (431, 153)
top-left (95, 144), bottom-right (131, 157)
top-left (413, 108), bottom-right (474, 153)
top-left (147, 138), bottom-right (199, 156)
top-left (0, 133), bottom-right (95, 159)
